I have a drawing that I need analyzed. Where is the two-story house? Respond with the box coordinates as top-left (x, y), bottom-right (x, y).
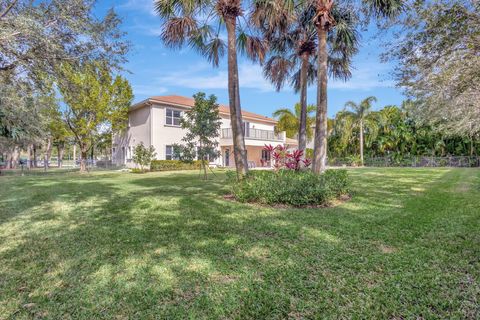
top-left (112, 95), bottom-right (296, 168)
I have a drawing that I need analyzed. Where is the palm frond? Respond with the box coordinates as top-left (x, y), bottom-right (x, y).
top-left (161, 16), bottom-right (198, 48)
top-left (238, 33), bottom-right (268, 63)
top-left (202, 36), bottom-right (226, 67)
top-left (363, 0), bottom-right (404, 18)
top-left (273, 108), bottom-right (295, 118)
top-left (263, 55), bottom-right (293, 91)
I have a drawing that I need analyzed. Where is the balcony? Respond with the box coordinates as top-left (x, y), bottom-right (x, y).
top-left (221, 128), bottom-right (284, 142)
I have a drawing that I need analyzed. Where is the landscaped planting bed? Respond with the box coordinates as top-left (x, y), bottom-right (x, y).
top-left (227, 169), bottom-right (350, 207)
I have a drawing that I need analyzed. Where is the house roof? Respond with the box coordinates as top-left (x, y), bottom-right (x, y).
top-left (131, 95), bottom-right (277, 124)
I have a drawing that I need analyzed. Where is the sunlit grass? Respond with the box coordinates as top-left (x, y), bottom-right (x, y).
top-left (0, 168), bottom-right (479, 319)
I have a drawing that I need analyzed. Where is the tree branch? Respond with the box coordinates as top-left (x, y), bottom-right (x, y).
top-left (0, 0), bottom-right (18, 19)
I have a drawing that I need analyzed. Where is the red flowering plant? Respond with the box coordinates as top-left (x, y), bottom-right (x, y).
top-left (263, 145), bottom-right (312, 171)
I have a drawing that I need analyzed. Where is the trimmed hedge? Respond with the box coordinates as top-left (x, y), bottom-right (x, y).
top-left (150, 160), bottom-right (202, 171)
top-left (227, 169), bottom-right (350, 207)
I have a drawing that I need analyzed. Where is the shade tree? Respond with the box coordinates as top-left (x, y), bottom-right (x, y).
top-left (173, 92), bottom-right (222, 180)
top-left (56, 62), bottom-right (133, 172)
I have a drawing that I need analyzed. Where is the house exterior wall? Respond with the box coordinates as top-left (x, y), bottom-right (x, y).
top-left (150, 103), bottom-right (190, 161)
top-left (113, 100), bottom-right (286, 168)
top-left (112, 105), bottom-right (151, 166)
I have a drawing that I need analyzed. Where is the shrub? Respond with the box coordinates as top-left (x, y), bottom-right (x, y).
top-left (346, 155), bottom-right (361, 167)
top-left (130, 168), bottom-right (147, 174)
top-left (227, 169), bottom-right (350, 207)
top-left (150, 160), bottom-right (202, 171)
top-left (264, 144), bottom-right (312, 171)
top-left (132, 143), bottom-right (157, 172)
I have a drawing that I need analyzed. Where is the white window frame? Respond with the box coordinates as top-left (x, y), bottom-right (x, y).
top-left (166, 145), bottom-right (179, 160)
top-left (166, 108), bottom-right (182, 127)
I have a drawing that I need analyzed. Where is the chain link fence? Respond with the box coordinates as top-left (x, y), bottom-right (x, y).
top-left (330, 156), bottom-right (480, 168)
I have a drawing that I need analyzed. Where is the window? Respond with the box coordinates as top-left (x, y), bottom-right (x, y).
top-left (166, 109), bottom-right (182, 126)
top-left (261, 149), bottom-right (271, 161)
top-left (166, 145), bottom-right (179, 160)
top-left (243, 121), bottom-right (250, 137)
top-left (166, 145), bottom-right (173, 160)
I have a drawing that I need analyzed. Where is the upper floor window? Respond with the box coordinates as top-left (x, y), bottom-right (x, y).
top-left (243, 121), bottom-right (250, 137)
top-left (166, 109), bottom-right (182, 126)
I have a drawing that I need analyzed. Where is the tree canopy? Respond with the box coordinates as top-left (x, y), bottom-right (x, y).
top-left (385, 0), bottom-right (480, 137)
top-left (0, 0), bottom-right (128, 85)
top-left (57, 62), bottom-right (133, 172)
top-left (173, 92), bottom-right (222, 180)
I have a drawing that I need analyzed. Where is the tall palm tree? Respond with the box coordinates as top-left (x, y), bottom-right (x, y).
top-left (311, 0), bottom-right (404, 173)
top-left (255, 1), bottom-right (357, 159)
top-left (344, 96), bottom-right (377, 166)
top-left (154, 0), bottom-right (267, 177)
top-left (258, 4), bottom-right (317, 154)
top-left (273, 103), bottom-right (316, 140)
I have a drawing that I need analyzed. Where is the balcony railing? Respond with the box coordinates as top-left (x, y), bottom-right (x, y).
top-left (221, 128), bottom-right (283, 141)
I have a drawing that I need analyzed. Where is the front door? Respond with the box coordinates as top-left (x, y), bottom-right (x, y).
top-left (225, 149), bottom-right (230, 167)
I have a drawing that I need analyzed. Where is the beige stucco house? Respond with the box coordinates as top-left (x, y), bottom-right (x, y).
top-left (112, 95), bottom-right (296, 168)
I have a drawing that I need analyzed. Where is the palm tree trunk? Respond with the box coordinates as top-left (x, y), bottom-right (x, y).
top-left (312, 27), bottom-right (328, 174)
top-left (359, 119), bottom-right (364, 166)
top-left (298, 54), bottom-right (308, 156)
top-left (225, 17), bottom-right (248, 177)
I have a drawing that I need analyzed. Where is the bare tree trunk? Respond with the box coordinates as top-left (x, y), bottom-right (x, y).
top-left (43, 138), bottom-right (52, 171)
top-left (360, 119), bottom-right (364, 166)
top-left (11, 146), bottom-right (19, 169)
top-left (202, 159), bottom-right (208, 180)
top-left (80, 146), bottom-right (88, 173)
top-left (33, 145), bottom-right (37, 167)
top-left (57, 143), bottom-right (64, 168)
top-left (73, 144), bottom-right (77, 167)
top-left (470, 136), bottom-right (474, 156)
top-left (28, 144), bottom-right (34, 169)
top-left (298, 53), bottom-right (308, 156)
top-left (226, 17), bottom-right (248, 178)
top-left (5, 148), bottom-right (13, 169)
top-left (312, 27), bottom-right (328, 174)
top-left (90, 142), bottom-right (95, 163)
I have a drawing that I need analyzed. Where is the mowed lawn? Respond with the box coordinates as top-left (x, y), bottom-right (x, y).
top-left (0, 168), bottom-right (479, 319)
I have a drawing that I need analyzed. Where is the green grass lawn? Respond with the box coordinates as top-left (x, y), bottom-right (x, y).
top-left (1, 168), bottom-right (479, 319)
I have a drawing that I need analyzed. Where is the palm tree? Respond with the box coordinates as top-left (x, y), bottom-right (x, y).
top-left (154, 0), bottom-right (267, 177)
top-left (273, 103), bottom-right (316, 140)
top-left (258, 4), bottom-right (317, 154)
top-left (344, 96), bottom-right (377, 166)
top-left (256, 1), bottom-right (357, 160)
top-left (311, 0), bottom-right (404, 173)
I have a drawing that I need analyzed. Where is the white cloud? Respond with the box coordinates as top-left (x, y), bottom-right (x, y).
top-left (329, 62), bottom-right (395, 90)
top-left (154, 60), bottom-right (394, 92)
top-left (132, 84), bottom-right (168, 96)
top-left (119, 0), bottom-right (156, 16)
top-left (157, 63), bottom-right (277, 92)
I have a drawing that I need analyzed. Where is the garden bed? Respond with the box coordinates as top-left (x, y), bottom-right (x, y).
top-left (227, 169), bottom-right (350, 207)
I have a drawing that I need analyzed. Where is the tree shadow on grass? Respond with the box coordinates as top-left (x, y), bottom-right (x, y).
top-left (1, 169), bottom-right (478, 319)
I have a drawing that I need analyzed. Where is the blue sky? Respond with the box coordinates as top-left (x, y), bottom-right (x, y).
top-left (96, 0), bottom-right (405, 118)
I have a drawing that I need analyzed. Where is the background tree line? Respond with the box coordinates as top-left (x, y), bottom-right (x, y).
top-left (274, 98), bottom-right (479, 165)
top-left (0, 0), bottom-right (132, 172)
